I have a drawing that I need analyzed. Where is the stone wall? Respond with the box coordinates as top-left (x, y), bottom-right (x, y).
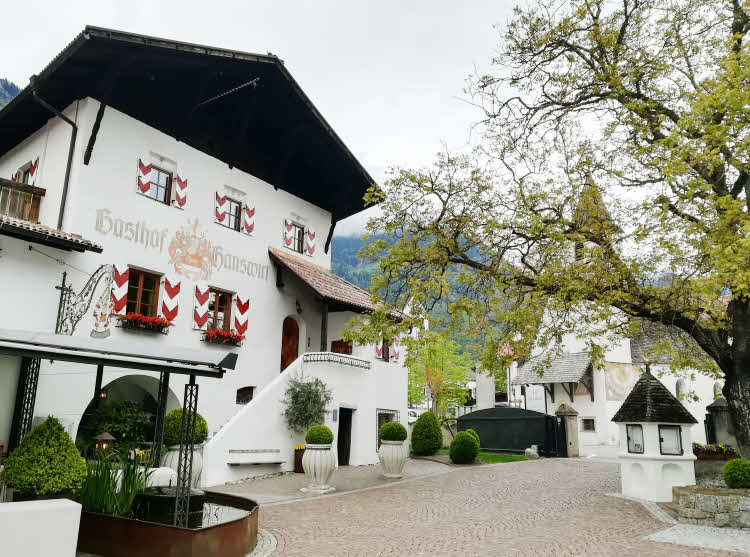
top-left (671, 486), bottom-right (750, 528)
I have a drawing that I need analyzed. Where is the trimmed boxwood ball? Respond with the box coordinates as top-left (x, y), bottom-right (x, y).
top-left (449, 431), bottom-right (480, 464)
top-left (723, 458), bottom-right (750, 488)
top-left (305, 424), bottom-right (334, 444)
top-left (0, 416), bottom-right (86, 495)
top-left (465, 428), bottom-right (480, 446)
top-left (379, 421), bottom-right (407, 442)
top-left (411, 411), bottom-right (442, 456)
top-left (163, 408), bottom-right (208, 447)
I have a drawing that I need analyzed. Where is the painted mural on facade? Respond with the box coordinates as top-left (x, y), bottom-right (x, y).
top-left (605, 363), bottom-right (641, 401)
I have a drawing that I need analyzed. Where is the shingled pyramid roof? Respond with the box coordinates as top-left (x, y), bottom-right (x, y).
top-left (612, 371), bottom-right (697, 424)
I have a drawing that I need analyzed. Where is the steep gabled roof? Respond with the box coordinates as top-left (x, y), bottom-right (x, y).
top-left (612, 371), bottom-right (697, 423)
top-left (512, 352), bottom-right (591, 385)
top-left (0, 26), bottom-right (375, 221)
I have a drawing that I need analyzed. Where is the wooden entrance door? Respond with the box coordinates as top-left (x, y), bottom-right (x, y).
top-left (280, 317), bottom-right (299, 372)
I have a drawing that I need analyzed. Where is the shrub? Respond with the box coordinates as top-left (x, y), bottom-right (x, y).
top-left (723, 459), bottom-right (750, 489)
top-left (305, 425), bottom-right (334, 444)
top-left (0, 417), bottom-right (87, 495)
top-left (163, 408), bottom-right (208, 447)
top-left (465, 428), bottom-right (480, 446)
top-left (411, 412), bottom-right (442, 456)
top-left (379, 421), bottom-right (407, 442)
top-left (282, 375), bottom-right (333, 433)
top-left (449, 431), bottom-right (480, 464)
top-left (92, 401), bottom-right (153, 449)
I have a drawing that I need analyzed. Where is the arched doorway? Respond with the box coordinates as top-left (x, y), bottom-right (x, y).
top-left (281, 316), bottom-right (300, 372)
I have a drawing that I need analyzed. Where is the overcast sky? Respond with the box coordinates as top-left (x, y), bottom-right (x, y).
top-left (1, 1), bottom-right (517, 236)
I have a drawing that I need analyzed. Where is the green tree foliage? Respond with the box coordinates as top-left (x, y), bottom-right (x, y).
top-left (407, 333), bottom-right (472, 413)
top-left (449, 431), bottom-right (480, 464)
top-left (163, 408), bottom-right (208, 447)
top-left (282, 375), bottom-right (333, 434)
top-left (1, 417), bottom-right (86, 495)
top-left (411, 411), bottom-right (443, 455)
top-left (349, 0), bottom-right (750, 456)
top-left (92, 401), bottom-right (154, 450)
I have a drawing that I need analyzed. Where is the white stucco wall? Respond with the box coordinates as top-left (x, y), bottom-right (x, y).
top-left (0, 97), bottom-right (408, 463)
top-left (0, 499), bottom-right (82, 557)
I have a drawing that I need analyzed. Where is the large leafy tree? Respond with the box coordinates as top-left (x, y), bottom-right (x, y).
top-left (407, 333), bottom-right (473, 413)
top-left (349, 0), bottom-right (750, 454)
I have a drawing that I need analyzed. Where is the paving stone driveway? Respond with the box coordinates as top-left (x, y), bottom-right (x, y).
top-left (259, 459), bottom-right (736, 556)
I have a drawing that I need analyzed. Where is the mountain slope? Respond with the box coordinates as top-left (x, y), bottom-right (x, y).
top-left (0, 79), bottom-right (20, 108)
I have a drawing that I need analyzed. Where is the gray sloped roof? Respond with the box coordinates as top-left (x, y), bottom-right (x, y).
top-left (612, 371), bottom-right (697, 424)
top-left (512, 352), bottom-right (591, 385)
top-left (630, 320), bottom-right (696, 364)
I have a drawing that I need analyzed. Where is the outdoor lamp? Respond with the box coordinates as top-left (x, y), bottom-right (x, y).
top-left (94, 432), bottom-right (115, 451)
top-left (99, 389), bottom-right (108, 400)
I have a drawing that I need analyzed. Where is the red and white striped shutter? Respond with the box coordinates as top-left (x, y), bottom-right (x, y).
top-left (234, 294), bottom-right (250, 335)
top-left (304, 227), bottom-right (316, 257)
top-left (161, 274), bottom-right (181, 322)
top-left (10, 170), bottom-right (18, 182)
top-left (173, 175), bottom-right (188, 208)
top-left (283, 219), bottom-right (295, 248)
top-left (111, 264), bottom-right (129, 316)
top-left (137, 159), bottom-right (153, 195)
top-left (215, 192), bottom-right (228, 224)
top-left (392, 338), bottom-right (400, 362)
top-left (241, 203), bottom-right (255, 236)
top-left (194, 281), bottom-right (210, 330)
top-left (27, 157), bottom-right (39, 186)
top-left (375, 337), bottom-right (384, 359)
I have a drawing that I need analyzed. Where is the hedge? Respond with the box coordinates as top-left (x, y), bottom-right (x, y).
top-left (0, 417), bottom-right (87, 495)
top-left (163, 408), bottom-right (208, 447)
top-left (411, 412), bottom-right (442, 456)
top-left (465, 428), bottom-right (480, 446)
top-left (449, 431), bottom-right (480, 464)
top-left (379, 421), bottom-right (407, 442)
top-left (305, 424), bottom-right (334, 444)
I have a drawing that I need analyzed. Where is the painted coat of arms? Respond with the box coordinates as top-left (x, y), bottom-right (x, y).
top-left (168, 219), bottom-right (215, 281)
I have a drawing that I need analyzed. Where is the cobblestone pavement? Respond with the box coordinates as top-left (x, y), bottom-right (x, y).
top-left (211, 458), bottom-right (451, 504)
top-left (260, 458), bottom-right (739, 557)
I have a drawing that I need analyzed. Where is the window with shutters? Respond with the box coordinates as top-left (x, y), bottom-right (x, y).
top-left (146, 166), bottom-right (172, 204)
top-left (207, 288), bottom-right (232, 331)
top-left (289, 222), bottom-right (305, 253)
top-left (218, 196), bottom-right (242, 232)
top-left (126, 269), bottom-right (161, 316)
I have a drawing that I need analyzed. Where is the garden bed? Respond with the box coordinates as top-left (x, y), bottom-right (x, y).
top-left (77, 490), bottom-right (258, 557)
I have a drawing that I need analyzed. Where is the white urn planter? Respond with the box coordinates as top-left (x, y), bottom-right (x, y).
top-left (161, 444), bottom-right (204, 488)
top-left (379, 440), bottom-right (407, 478)
top-left (300, 443), bottom-right (336, 494)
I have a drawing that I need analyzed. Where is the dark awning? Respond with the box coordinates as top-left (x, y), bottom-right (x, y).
top-left (0, 214), bottom-right (103, 253)
top-left (0, 328), bottom-right (236, 377)
top-left (0, 26), bottom-right (376, 221)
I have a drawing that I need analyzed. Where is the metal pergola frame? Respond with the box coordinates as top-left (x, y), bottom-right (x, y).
top-left (0, 328), bottom-right (236, 527)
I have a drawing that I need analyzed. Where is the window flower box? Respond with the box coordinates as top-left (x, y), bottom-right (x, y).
top-left (116, 313), bottom-right (171, 334)
top-left (202, 329), bottom-right (244, 346)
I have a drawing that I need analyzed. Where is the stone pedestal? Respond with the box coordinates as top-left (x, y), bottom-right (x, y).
top-left (555, 403), bottom-right (579, 458)
top-left (706, 397), bottom-right (738, 448)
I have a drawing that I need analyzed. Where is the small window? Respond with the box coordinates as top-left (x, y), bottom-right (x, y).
top-left (288, 222), bottom-right (305, 253)
top-left (659, 425), bottom-right (683, 455)
top-left (126, 269), bottom-right (161, 316)
top-left (581, 418), bottom-right (596, 432)
top-left (236, 386), bottom-right (254, 405)
top-left (207, 289), bottom-right (232, 331)
top-left (626, 424), bottom-right (644, 454)
top-left (218, 196), bottom-right (242, 232)
top-left (146, 166), bottom-right (172, 204)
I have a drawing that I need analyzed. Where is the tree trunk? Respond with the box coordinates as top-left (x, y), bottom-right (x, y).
top-left (727, 299), bottom-right (750, 457)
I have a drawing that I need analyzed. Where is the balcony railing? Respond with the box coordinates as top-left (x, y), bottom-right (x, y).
top-left (303, 352), bottom-right (372, 369)
top-left (0, 178), bottom-right (45, 222)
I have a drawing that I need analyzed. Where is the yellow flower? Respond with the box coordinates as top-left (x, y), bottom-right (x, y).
top-left (294, 444), bottom-right (306, 450)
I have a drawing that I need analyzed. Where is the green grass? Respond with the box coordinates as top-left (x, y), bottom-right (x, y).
top-left (437, 450), bottom-right (527, 464)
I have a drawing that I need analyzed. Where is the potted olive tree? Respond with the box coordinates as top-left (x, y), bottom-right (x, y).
top-left (1, 417), bottom-right (86, 501)
top-left (160, 408), bottom-right (209, 488)
top-left (378, 421), bottom-right (408, 478)
top-left (301, 425), bottom-right (336, 494)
